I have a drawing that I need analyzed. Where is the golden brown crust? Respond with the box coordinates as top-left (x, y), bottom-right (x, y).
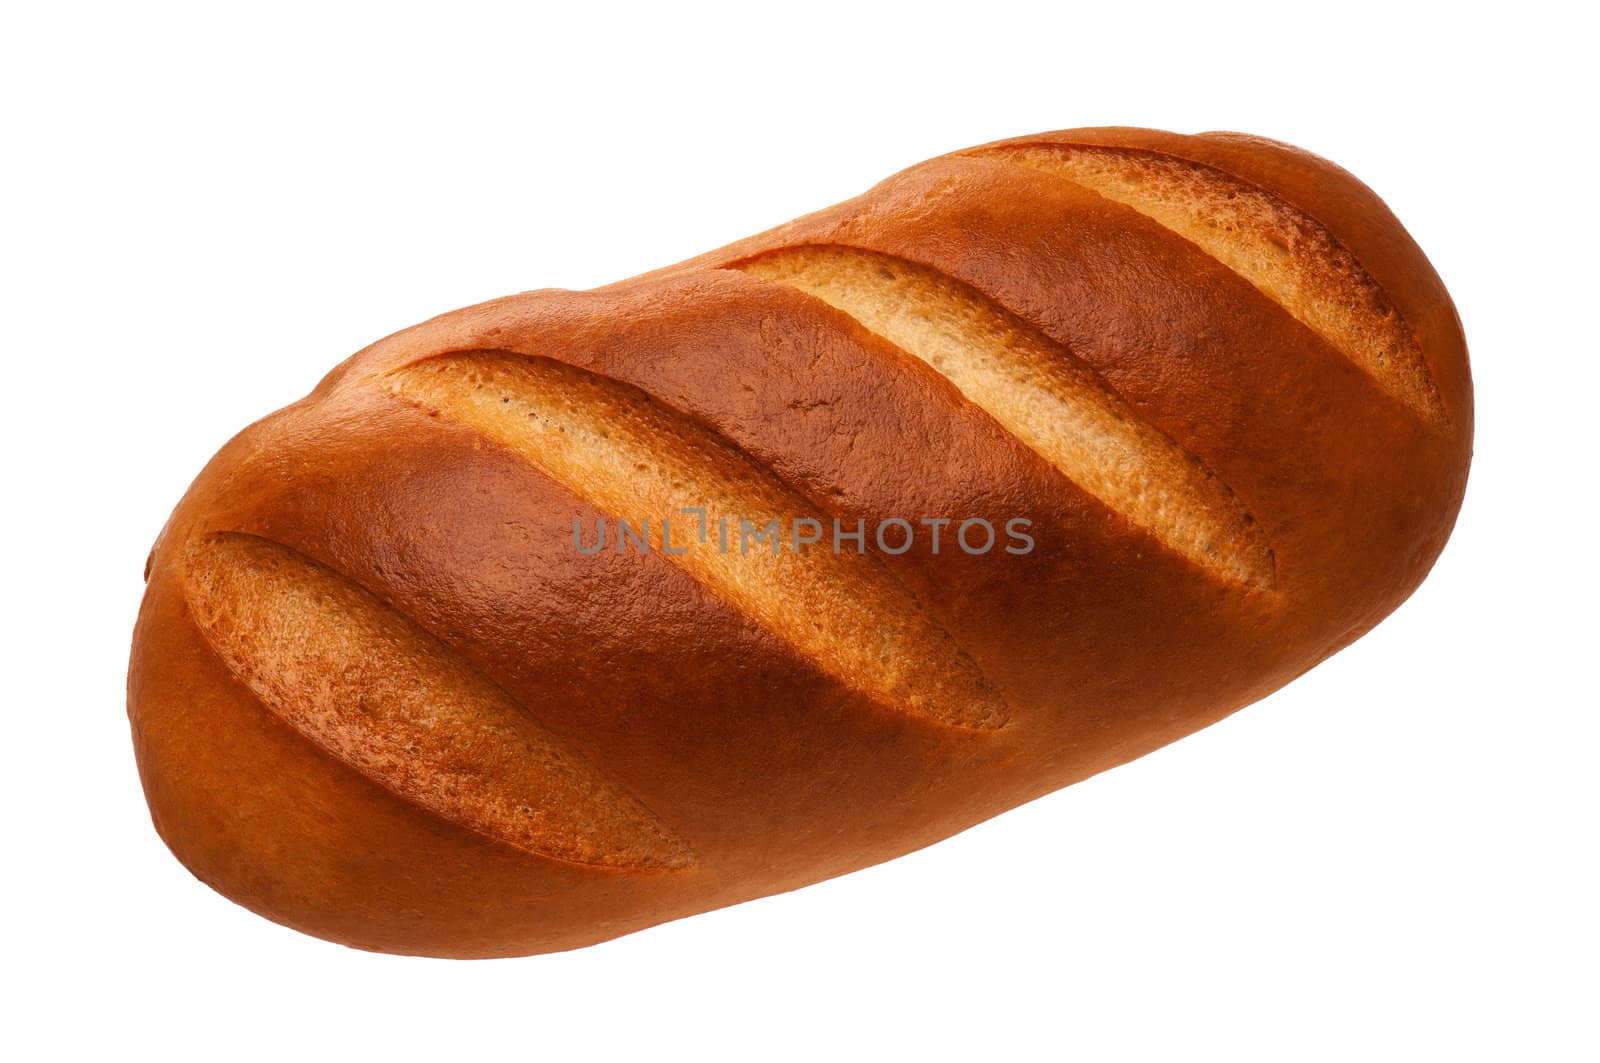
top-left (128, 127), bottom-right (1472, 956)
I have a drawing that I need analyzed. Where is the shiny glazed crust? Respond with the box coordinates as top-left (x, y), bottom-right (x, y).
top-left (128, 127), bottom-right (1473, 957)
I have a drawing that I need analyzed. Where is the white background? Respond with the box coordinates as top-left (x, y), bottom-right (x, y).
top-left (4, 2), bottom-right (1594, 1059)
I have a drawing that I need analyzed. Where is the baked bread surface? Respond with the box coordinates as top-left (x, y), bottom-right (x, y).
top-left (129, 127), bottom-right (1473, 957)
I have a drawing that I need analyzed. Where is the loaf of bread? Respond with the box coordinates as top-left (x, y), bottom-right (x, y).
top-left (128, 127), bottom-right (1472, 957)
